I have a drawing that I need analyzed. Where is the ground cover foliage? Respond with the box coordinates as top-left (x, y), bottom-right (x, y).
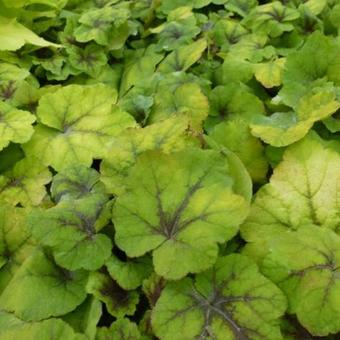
top-left (0, 0), bottom-right (339, 339)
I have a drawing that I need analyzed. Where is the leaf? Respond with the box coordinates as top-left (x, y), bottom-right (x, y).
top-left (254, 58), bottom-right (285, 88)
top-left (245, 2), bottom-right (300, 38)
top-left (0, 315), bottom-right (85, 340)
top-left (0, 157), bottom-right (52, 206)
top-left (142, 273), bottom-right (166, 307)
top-left (96, 318), bottom-right (141, 340)
top-left (67, 44), bottom-right (107, 78)
top-left (119, 46), bottom-right (163, 94)
top-left (0, 204), bottom-right (35, 293)
top-left (119, 93), bottom-right (153, 124)
top-left (220, 56), bottom-right (254, 83)
top-left (0, 101), bottom-right (35, 151)
top-left (158, 0), bottom-right (211, 14)
top-left (74, 4), bottom-right (132, 47)
top-left (157, 39), bottom-right (207, 73)
top-left (28, 195), bottom-right (112, 271)
top-left (208, 119), bottom-right (268, 182)
top-left (0, 143), bottom-right (24, 176)
top-left (114, 148), bottom-right (249, 280)
top-left (262, 227), bottom-right (340, 336)
top-left (154, 17), bottom-right (201, 51)
top-left (224, 0), bottom-right (258, 17)
top-left (0, 16), bottom-right (60, 51)
top-left (149, 82), bottom-right (209, 132)
top-left (323, 113), bottom-right (340, 133)
top-left (100, 116), bottom-right (191, 194)
top-left (0, 250), bottom-right (88, 321)
top-left (62, 296), bottom-right (102, 340)
top-left (250, 90), bottom-right (340, 147)
top-left (228, 34), bottom-right (275, 63)
top-left (203, 138), bottom-right (253, 203)
top-left (2, 0), bottom-right (68, 8)
top-left (279, 32), bottom-right (340, 108)
top-left (241, 134), bottom-right (340, 252)
top-left (152, 254), bottom-right (287, 339)
top-left (51, 165), bottom-right (106, 202)
top-left (205, 84), bottom-right (264, 130)
top-left (330, 4), bottom-right (340, 29)
top-left (0, 310), bottom-right (25, 333)
top-left (87, 271), bottom-right (139, 318)
top-left (23, 84), bottom-right (136, 171)
top-left (0, 62), bottom-right (30, 103)
top-left (106, 255), bottom-right (153, 290)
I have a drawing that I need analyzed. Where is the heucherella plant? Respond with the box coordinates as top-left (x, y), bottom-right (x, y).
top-left (0, 0), bottom-right (340, 338)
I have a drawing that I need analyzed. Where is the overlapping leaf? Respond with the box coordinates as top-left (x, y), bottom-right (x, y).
top-left (0, 204), bottom-right (34, 293)
top-left (0, 250), bottom-right (88, 321)
top-left (114, 148), bottom-right (249, 280)
top-left (152, 254), bottom-right (287, 339)
top-left (0, 157), bottom-right (51, 206)
top-left (263, 227), bottom-right (340, 336)
top-left (87, 271), bottom-right (139, 318)
top-left (23, 84), bottom-right (135, 170)
top-left (28, 194), bottom-right (112, 271)
top-left (241, 134), bottom-right (340, 259)
top-left (100, 116), bottom-right (191, 194)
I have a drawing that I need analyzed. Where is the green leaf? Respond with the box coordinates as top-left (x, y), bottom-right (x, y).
top-left (262, 227), bottom-right (340, 336)
top-left (158, 0), bottom-right (210, 14)
top-left (228, 34), bottom-right (276, 63)
top-left (212, 18), bottom-right (248, 53)
top-left (157, 39), bottom-right (207, 73)
top-left (279, 31), bottom-right (340, 108)
top-left (87, 271), bottom-right (139, 318)
top-left (241, 134), bottom-right (340, 253)
top-left (0, 62), bottom-right (30, 103)
top-left (106, 255), bottom-right (153, 290)
top-left (0, 143), bottom-right (24, 173)
top-left (220, 55), bottom-right (254, 84)
top-left (154, 19), bottom-right (200, 51)
top-left (205, 84), bottom-right (264, 130)
top-left (0, 204), bottom-right (35, 293)
top-left (119, 46), bottom-right (163, 94)
top-left (330, 3), bottom-right (340, 29)
top-left (0, 157), bottom-right (52, 206)
top-left (74, 4), bottom-right (133, 48)
top-left (149, 82), bottom-right (209, 132)
top-left (208, 119), bottom-right (268, 182)
top-left (23, 84), bottom-right (136, 171)
top-left (119, 93), bottom-right (153, 124)
top-left (251, 90), bottom-right (340, 147)
top-left (28, 195), bottom-right (112, 271)
top-left (0, 314), bottom-right (85, 340)
top-left (2, 0), bottom-right (68, 8)
top-left (51, 165), bottom-right (106, 202)
top-left (0, 16), bottom-right (60, 51)
top-left (224, 0), bottom-right (258, 17)
top-left (114, 148), bottom-right (249, 280)
top-left (203, 138), bottom-right (253, 203)
top-left (0, 310), bottom-right (25, 333)
top-left (245, 2), bottom-right (300, 38)
top-left (62, 296), bottom-right (102, 340)
top-left (100, 116), bottom-right (191, 194)
top-left (0, 101), bottom-right (35, 151)
top-left (142, 273), bottom-right (166, 308)
top-left (254, 58), bottom-right (285, 88)
top-left (96, 318), bottom-right (141, 340)
top-left (0, 250), bottom-right (88, 321)
top-left (152, 254), bottom-right (287, 339)
top-left (323, 113), bottom-right (340, 133)
top-left (67, 44), bottom-right (107, 78)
